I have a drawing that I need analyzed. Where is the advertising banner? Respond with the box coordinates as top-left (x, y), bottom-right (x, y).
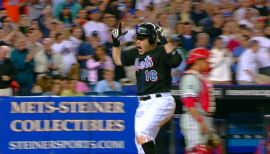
top-left (172, 84), bottom-right (270, 100)
top-left (0, 96), bottom-right (139, 154)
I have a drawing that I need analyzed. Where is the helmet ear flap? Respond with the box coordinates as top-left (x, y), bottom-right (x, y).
top-left (148, 35), bottom-right (156, 44)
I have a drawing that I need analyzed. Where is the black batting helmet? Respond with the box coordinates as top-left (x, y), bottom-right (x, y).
top-left (135, 23), bottom-right (157, 44)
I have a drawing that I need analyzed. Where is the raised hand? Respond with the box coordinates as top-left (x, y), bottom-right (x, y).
top-left (155, 24), bottom-right (168, 46)
top-left (155, 25), bottom-right (165, 38)
top-left (111, 23), bottom-right (128, 47)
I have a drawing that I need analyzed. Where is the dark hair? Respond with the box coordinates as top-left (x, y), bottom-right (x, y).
top-left (92, 45), bottom-right (107, 61)
top-left (70, 26), bottom-right (86, 41)
top-left (213, 36), bottom-right (223, 42)
top-left (52, 74), bottom-right (62, 80)
top-left (248, 40), bottom-right (259, 48)
top-left (0, 16), bottom-right (8, 23)
top-left (92, 30), bottom-right (99, 37)
top-left (55, 32), bottom-right (63, 40)
top-left (242, 35), bottom-right (249, 40)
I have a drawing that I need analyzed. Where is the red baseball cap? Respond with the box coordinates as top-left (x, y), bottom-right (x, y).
top-left (187, 48), bottom-right (210, 65)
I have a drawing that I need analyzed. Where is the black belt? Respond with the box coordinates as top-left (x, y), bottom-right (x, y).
top-left (139, 93), bottom-right (162, 101)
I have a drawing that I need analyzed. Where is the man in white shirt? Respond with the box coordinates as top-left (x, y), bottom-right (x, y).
top-left (251, 34), bottom-right (270, 49)
top-left (251, 27), bottom-right (270, 76)
top-left (256, 48), bottom-right (270, 76)
top-left (51, 33), bottom-right (77, 76)
top-left (236, 40), bottom-right (260, 84)
top-left (83, 8), bottom-right (109, 44)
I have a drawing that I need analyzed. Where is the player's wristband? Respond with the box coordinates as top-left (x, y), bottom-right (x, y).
top-left (159, 36), bottom-right (168, 46)
top-left (112, 39), bottom-right (120, 47)
top-left (196, 116), bottom-right (204, 123)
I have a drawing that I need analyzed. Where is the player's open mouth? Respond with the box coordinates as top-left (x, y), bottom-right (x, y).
top-left (137, 46), bottom-right (142, 50)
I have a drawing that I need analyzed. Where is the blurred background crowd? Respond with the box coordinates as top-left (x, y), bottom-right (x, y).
top-left (0, 0), bottom-right (270, 96)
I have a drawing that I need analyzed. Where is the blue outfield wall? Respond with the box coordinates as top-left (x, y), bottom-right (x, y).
top-left (0, 96), bottom-right (139, 154)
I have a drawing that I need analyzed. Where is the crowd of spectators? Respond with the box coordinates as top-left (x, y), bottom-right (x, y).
top-left (0, 0), bottom-right (270, 96)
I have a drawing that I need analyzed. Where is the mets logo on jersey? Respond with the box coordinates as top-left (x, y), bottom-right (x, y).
top-left (134, 55), bottom-right (154, 70)
top-left (135, 56), bottom-right (158, 82)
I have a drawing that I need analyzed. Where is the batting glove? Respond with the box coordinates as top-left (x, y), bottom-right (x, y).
top-left (111, 23), bottom-right (128, 47)
top-left (155, 25), bottom-right (168, 46)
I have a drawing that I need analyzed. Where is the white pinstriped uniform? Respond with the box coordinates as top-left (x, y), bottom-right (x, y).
top-left (134, 92), bottom-right (176, 154)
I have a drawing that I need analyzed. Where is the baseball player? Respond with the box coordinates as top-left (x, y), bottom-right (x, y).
top-left (112, 22), bottom-right (182, 154)
top-left (179, 48), bottom-right (216, 153)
